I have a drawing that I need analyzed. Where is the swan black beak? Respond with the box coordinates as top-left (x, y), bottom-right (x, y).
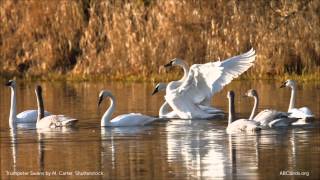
top-left (164, 61), bottom-right (173, 68)
top-left (280, 82), bottom-right (286, 88)
top-left (98, 96), bottom-right (103, 107)
top-left (152, 86), bottom-right (160, 95)
top-left (5, 81), bottom-right (12, 86)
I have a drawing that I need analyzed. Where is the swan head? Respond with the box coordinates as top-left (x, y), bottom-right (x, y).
top-left (245, 89), bottom-right (258, 97)
top-left (164, 58), bottom-right (184, 68)
top-left (5, 80), bottom-right (16, 88)
top-left (280, 79), bottom-right (296, 88)
top-left (98, 90), bottom-right (113, 106)
top-left (152, 83), bottom-right (167, 95)
top-left (35, 85), bottom-right (42, 95)
top-left (227, 90), bottom-right (235, 100)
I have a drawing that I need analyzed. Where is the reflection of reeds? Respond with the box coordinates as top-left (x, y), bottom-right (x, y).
top-left (0, 0), bottom-right (319, 81)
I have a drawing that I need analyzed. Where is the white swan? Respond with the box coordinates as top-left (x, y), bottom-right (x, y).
top-left (280, 80), bottom-right (314, 119)
top-left (164, 48), bottom-right (256, 119)
top-left (245, 89), bottom-right (297, 128)
top-left (6, 80), bottom-right (51, 128)
top-left (98, 90), bottom-right (158, 126)
top-left (152, 82), bottom-right (224, 119)
top-left (226, 91), bottom-right (261, 134)
top-left (35, 85), bottom-right (78, 129)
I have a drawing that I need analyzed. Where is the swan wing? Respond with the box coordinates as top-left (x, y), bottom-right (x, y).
top-left (111, 113), bottom-right (157, 126)
top-left (227, 119), bottom-right (260, 133)
top-left (177, 48), bottom-right (256, 104)
top-left (198, 105), bottom-right (224, 114)
top-left (160, 111), bottom-right (179, 119)
top-left (253, 109), bottom-right (289, 126)
top-left (37, 115), bottom-right (77, 129)
top-left (16, 110), bottom-right (51, 123)
top-left (289, 108), bottom-right (314, 119)
top-left (268, 118), bottom-right (297, 127)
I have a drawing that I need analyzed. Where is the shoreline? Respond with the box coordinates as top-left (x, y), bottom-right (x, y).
top-left (0, 71), bottom-right (319, 83)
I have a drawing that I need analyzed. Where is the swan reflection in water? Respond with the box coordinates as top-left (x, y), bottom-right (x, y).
top-left (100, 126), bottom-right (155, 175)
top-left (164, 120), bottom-right (228, 178)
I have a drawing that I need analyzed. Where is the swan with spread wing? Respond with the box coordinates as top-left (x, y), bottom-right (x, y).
top-left (163, 48), bottom-right (256, 119)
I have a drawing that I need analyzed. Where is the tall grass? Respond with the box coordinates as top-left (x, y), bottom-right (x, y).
top-left (1, 0), bottom-right (319, 81)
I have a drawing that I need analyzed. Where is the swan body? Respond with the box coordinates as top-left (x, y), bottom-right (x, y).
top-left (280, 80), bottom-right (314, 119)
top-left (16, 110), bottom-right (51, 122)
top-left (35, 85), bottom-right (78, 129)
top-left (226, 91), bottom-right (260, 134)
top-left (245, 89), bottom-right (297, 128)
top-left (288, 107), bottom-right (314, 119)
top-left (253, 110), bottom-right (294, 127)
top-left (164, 48), bottom-right (256, 119)
top-left (36, 115), bottom-right (78, 129)
top-left (152, 82), bottom-right (224, 119)
top-left (99, 90), bottom-right (158, 126)
top-left (226, 119), bottom-right (261, 133)
top-left (6, 80), bottom-right (51, 128)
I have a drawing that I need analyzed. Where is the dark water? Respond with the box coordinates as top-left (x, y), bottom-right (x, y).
top-left (0, 80), bottom-right (319, 180)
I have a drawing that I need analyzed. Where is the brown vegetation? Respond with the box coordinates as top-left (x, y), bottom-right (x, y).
top-left (1, 0), bottom-right (319, 81)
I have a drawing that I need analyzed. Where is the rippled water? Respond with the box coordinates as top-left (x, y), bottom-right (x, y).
top-left (0, 80), bottom-right (319, 179)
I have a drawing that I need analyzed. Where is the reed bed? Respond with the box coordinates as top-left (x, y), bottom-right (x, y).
top-left (1, 0), bottom-right (319, 81)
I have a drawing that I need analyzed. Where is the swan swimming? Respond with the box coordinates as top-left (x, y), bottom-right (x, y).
top-left (6, 80), bottom-right (51, 128)
top-left (245, 89), bottom-right (297, 128)
top-left (164, 48), bottom-right (256, 119)
top-left (98, 90), bottom-right (158, 126)
top-left (226, 91), bottom-right (261, 134)
top-left (35, 85), bottom-right (78, 129)
top-left (152, 82), bottom-right (224, 119)
top-left (280, 80), bottom-right (314, 120)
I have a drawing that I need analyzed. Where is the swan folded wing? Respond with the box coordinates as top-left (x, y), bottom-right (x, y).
top-left (177, 48), bottom-right (256, 104)
top-left (16, 110), bottom-right (51, 123)
top-left (268, 118), bottom-right (296, 127)
top-left (227, 119), bottom-right (260, 133)
top-left (289, 107), bottom-right (314, 119)
top-left (37, 115), bottom-right (77, 128)
top-left (253, 109), bottom-right (289, 126)
top-left (111, 113), bottom-right (156, 126)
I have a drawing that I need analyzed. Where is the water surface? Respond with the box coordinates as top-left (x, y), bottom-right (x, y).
top-left (0, 80), bottom-right (319, 179)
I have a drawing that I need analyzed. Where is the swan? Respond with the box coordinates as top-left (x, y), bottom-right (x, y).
top-left (35, 85), bottom-right (78, 129)
top-left (164, 48), bottom-right (256, 119)
top-left (98, 90), bottom-right (158, 126)
top-left (245, 89), bottom-right (297, 128)
top-left (226, 91), bottom-right (261, 134)
top-left (152, 82), bottom-right (224, 118)
top-left (5, 80), bottom-right (51, 128)
top-left (280, 80), bottom-right (314, 119)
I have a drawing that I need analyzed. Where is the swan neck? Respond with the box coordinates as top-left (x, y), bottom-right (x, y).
top-left (249, 95), bottom-right (259, 120)
top-left (179, 62), bottom-right (189, 82)
top-left (228, 97), bottom-right (235, 125)
top-left (9, 87), bottom-right (17, 128)
top-left (36, 90), bottom-right (45, 122)
top-left (289, 85), bottom-right (296, 111)
top-left (101, 96), bottom-right (115, 126)
top-left (159, 101), bottom-right (170, 117)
